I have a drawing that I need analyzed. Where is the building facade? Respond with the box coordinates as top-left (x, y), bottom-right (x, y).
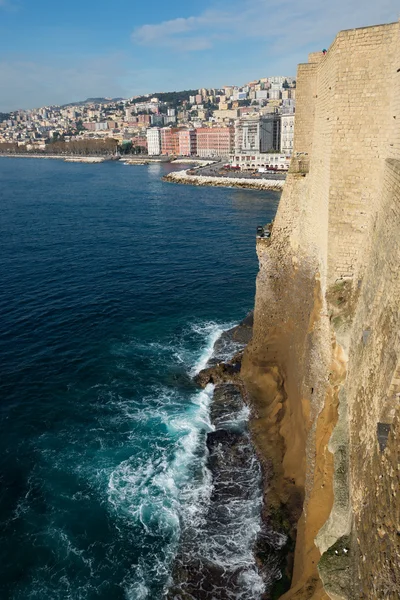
top-left (178, 129), bottom-right (197, 156)
top-left (131, 135), bottom-right (148, 151)
top-left (230, 152), bottom-right (290, 170)
top-left (281, 114), bottom-right (295, 156)
top-left (196, 127), bottom-right (234, 157)
top-left (235, 114), bottom-right (281, 154)
top-left (146, 127), bottom-right (161, 156)
top-left (160, 127), bottom-right (180, 155)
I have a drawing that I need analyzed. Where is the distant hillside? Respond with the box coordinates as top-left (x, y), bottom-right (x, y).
top-left (130, 90), bottom-right (199, 106)
top-left (0, 112), bottom-right (10, 122)
top-left (61, 97), bottom-right (125, 107)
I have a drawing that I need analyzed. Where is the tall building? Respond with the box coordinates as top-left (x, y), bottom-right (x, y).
top-left (160, 127), bottom-right (180, 155)
top-left (196, 127), bottom-right (234, 158)
top-left (235, 115), bottom-right (281, 154)
top-left (151, 114), bottom-right (164, 126)
top-left (281, 114), bottom-right (295, 156)
top-left (178, 129), bottom-right (197, 156)
top-left (147, 128), bottom-right (161, 155)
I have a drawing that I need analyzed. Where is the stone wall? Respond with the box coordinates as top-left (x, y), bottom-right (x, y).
top-left (242, 20), bottom-right (400, 599)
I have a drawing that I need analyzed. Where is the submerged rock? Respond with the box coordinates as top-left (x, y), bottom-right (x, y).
top-left (194, 313), bottom-right (253, 387)
top-left (167, 380), bottom-right (283, 599)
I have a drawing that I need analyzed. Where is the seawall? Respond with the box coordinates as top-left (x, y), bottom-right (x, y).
top-left (163, 170), bottom-right (285, 191)
top-left (242, 21), bottom-right (400, 599)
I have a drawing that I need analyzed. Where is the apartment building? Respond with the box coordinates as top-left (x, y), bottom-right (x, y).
top-left (235, 114), bottom-right (281, 154)
top-left (196, 127), bottom-right (234, 157)
top-left (147, 127), bottom-right (161, 156)
top-left (178, 129), bottom-right (197, 156)
top-left (160, 127), bottom-right (180, 155)
top-left (281, 114), bottom-right (295, 156)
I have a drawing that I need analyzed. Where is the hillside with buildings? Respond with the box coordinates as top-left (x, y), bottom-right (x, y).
top-left (0, 77), bottom-right (295, 171)
top-left (242, 20), bottom-right (400, 600)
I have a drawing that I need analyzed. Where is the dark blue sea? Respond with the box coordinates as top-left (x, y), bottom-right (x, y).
top-left (0, 158), bottom-right (280, 600)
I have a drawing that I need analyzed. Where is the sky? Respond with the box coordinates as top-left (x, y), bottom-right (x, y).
top-left (0, 0), bottom-right (399, 111)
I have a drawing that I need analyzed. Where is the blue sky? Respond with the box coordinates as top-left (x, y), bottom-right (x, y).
top-left (0, 0), bottom-right (399, 110)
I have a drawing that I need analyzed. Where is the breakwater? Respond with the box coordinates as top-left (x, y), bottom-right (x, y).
top-left (163, 170), bottom-right (285, 191)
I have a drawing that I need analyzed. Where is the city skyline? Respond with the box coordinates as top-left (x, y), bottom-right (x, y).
top-left (0, 0), bottom-right (399, 111)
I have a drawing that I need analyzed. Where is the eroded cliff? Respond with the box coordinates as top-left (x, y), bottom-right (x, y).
top-left (242, 21), bottom-right (400, 599)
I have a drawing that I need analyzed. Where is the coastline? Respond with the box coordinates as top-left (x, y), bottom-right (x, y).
top-left (0, 154), bottom-right (111, 163)
top-left (163, 169), bottom-right (285, 191)
top-left (189, 315), bottom-right (290, 599)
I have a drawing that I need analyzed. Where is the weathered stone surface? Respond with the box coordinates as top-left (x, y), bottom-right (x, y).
top-left (194, 314), bottom-right (254, 387)
top-left (241, 19), bottom-right (400, 600)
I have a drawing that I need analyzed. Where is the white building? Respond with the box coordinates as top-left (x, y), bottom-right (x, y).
top-left (256, 90), bottom-right (269, 101)
top-left (146, 128), bottom-right (161, 156)
top-left (230, 152), bottom-right (290, 171)
top-left (233, 91), bottom-right (248, 101)
top-left (281, 114), bottom-right (295, 156)
top-left (269, 89), bottom-right (282, 100)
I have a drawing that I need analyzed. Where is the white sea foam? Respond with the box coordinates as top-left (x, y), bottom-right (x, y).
top-left (190, 320), bottom-right (236, 375)
top-left (105, 319), bottom-right (282, 599)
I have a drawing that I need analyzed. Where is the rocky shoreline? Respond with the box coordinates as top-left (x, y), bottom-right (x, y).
top-left (167, 315), bottom-right (290, 599)
top-left (163, 170), bottom-right (285, 191)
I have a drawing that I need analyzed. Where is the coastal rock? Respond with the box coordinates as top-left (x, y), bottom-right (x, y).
top-left (193, 352), bottom-right (243, 387)
top-left (168, 305), bottom-right (286, 599)
top-left (194, 313), bottom-right (254, 387)
top-left (168, 382), bottom-right (283, 600)
top-left (163, 170), bottom-right (285, 191)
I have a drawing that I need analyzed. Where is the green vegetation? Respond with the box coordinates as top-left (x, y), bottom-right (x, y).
top-left (0, 113), bottom-right (10, 122)
top-left (61, 97), bottom-right (124, 107)
top-left (119, 141), bottom-right (146, 155)
top-left (131, 90), bottom-right (198, 108)
top-left (0, 138), bottom-right (119, 156)
top-left (75, 119), bottom-right (85, 132)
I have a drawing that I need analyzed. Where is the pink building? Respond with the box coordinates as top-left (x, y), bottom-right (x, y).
top-left (196, 127), bottom-right (234, 157)
top-left (161, 128), bottom-right (180, 155)
top-left (178, 129), bottom-right (197, 156)
top-left (131, 136), bottom-right (148, 151)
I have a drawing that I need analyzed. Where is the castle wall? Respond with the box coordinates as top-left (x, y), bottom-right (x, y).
top-left (243, 20), bottom-right (400, 600)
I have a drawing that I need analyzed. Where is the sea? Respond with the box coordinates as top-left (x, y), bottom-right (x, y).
top-left (0, 158), bottom-right (280, 600)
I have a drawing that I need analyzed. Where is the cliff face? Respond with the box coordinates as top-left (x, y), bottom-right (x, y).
top-left (242, 22), bottom-right (400, 599)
